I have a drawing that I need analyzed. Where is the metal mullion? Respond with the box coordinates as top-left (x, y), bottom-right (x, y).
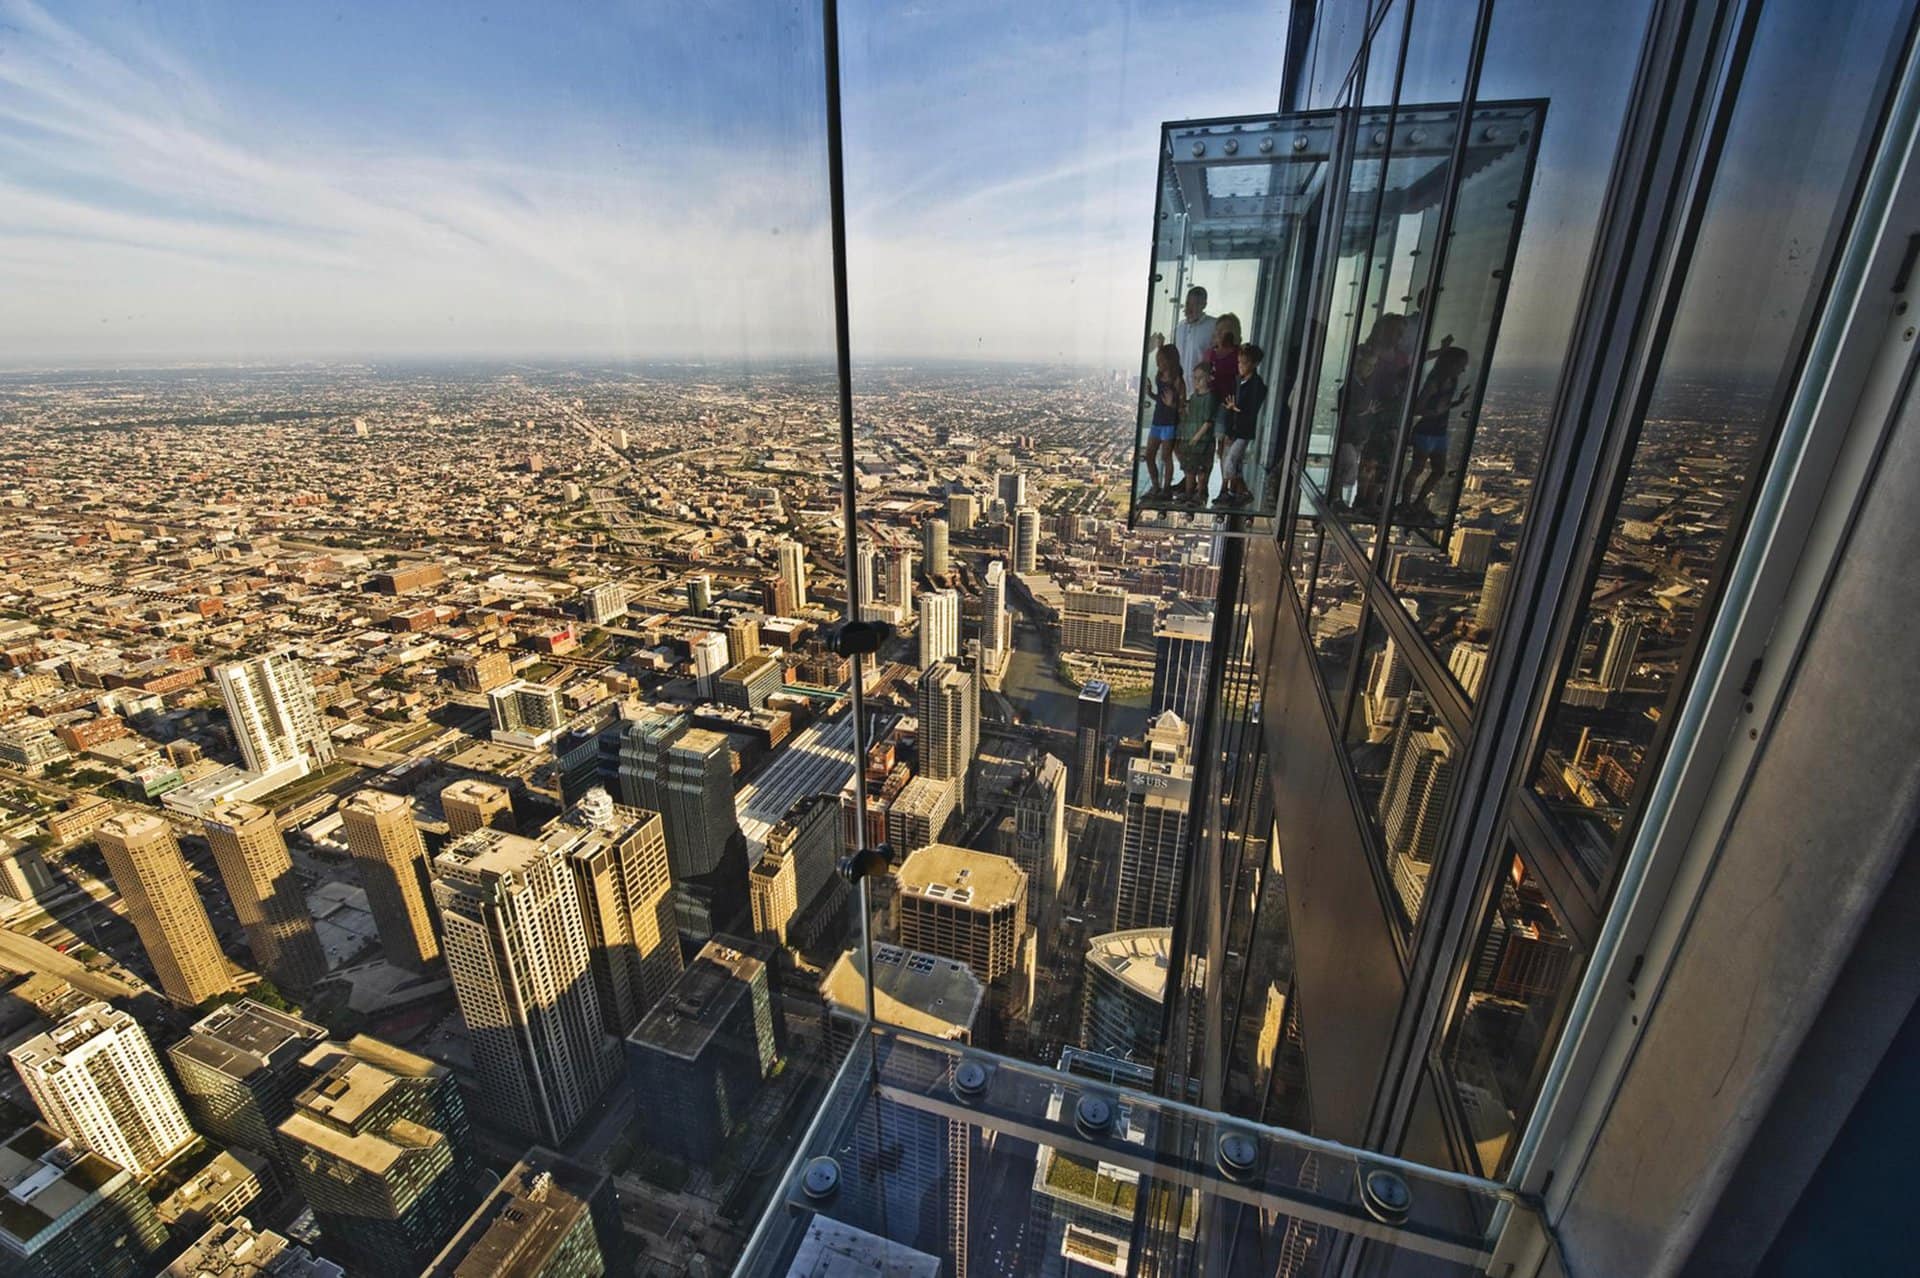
top-left (1311, 482), bottom-right (1380, 738)
top-left (1509, 790), bottom-right (1603, 947)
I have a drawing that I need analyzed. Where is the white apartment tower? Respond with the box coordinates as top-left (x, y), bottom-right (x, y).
top-left (981, 560), bottom-right (1010, 660)
top-left (918, 589), bottom-right (960, 670)
top-left (1114, 712), bottom-right (1195, 932)
top-left (11, 1003), bottom-right (196, 1178)
top-left (778, 538), bottom-right (809, 611)
top-left (215, 653), bottom-right (334, 777)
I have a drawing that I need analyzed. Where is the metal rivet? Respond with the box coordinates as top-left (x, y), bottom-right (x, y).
top-left (1371, 130), bottom-right (1387, 146)
top-left (1293, 135), bottom-right (1309, 152)
top-left (1482, 127), bottom-right (1500, 141)
top-left (1217, 1131), bottom-right (1259, 1182)
top-left (1259, 137), bottom-right (1275, 154)
top-left (1408, 128), bottom-right (1426, 144)
top-left (1223, 138), bottom-right (1239, 155)
top-left (1075, 1093), bottom-right (1116, 1138)
top-left (801, 1156), bottom-right (841, 1200)
top-left (1192, 141), bottom-right (1207, 157)
top-left (1359, 1167), bottom-right (1412, 1225)
top-left (953, 1061), bottom-right (990, 1100)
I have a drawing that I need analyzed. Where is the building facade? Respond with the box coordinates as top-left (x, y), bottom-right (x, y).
top-left (11, 1003), bottom-right (197, 1178)
top-left (339, 789), bottom-right (442, 971)
top-left (202, 799), bottom-right (329, 991)
top-left (93, 811), bottom-right (234, 1005)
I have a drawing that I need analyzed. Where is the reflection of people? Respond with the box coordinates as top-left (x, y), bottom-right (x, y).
top-left (1177, 360), bottom-right (1219, 503)
top-left (1398, 345), bottom-right (1471, 522)
top-left (1143, 343), bottom-right (1186, 499)
top-left (1219, 342), bottom-right (1266, 506)
top-left (1354, 313), bottom-right (1412, 514)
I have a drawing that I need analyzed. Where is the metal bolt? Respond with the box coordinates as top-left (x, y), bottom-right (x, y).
top-left (1223, 137), bottom-right (1239, 155)
top-left (1293, 135), bottom-right (1309, 152)
top-left (1359, 1167), bottom-right (1412, 1225)
top-left (1259, 137), bottom-right (1275, 154)
top-left (1192, 141), bottom-right (1207, 157)
top-left (953, 1061), bottom-right (990, 1101)
top-left (1075, 1093), bottom-right (1116, 1138)
top-left (1905, 326), bottom-right (1915, 341)
top-left (1371, 130), bottom-right (1387, 146)
top-left (1217, 1131), bottom-right (1260, 1182)
top-left (1408, 128), bottom-right (1427, 144)
top-left (801, 1156), bottom-right (841, 1201)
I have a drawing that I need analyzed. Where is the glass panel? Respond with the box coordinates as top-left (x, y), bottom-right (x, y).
top-left (1309, 545), bottom-right (1365, 710)
top-left (1133, 112), bottom-right (1336, 523)
top-left (1529, 0), bottom-right (1912, 884)
top-left (1291, 512), bottom-right (1325, 608)
top-left (735, 1025), bottom-right (1526, 1276)
top-left (1347, 614), bottom-right (1461, 934)
top-left (1385, 0), bottom-right (1658, 698)
top-left (1442, 850), bottom-right (1580, 1178)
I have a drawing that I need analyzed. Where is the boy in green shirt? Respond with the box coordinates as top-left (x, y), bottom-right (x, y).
top-left (1176, 360), bottom-right (1219, 504)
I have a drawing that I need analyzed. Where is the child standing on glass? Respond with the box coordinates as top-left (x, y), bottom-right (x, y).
top-left (1177, 360), bottom-right (1219, 503)
top-left (1144, 342), bottom-right (1186, 499)
top-left (1220, 342), bottom-right (1267, 505)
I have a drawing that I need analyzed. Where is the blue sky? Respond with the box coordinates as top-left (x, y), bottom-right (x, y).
top-left (0, 0), bottom-right (1287, 368)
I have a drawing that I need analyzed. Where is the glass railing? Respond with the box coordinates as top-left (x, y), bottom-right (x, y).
top-left (737, 1023), bottom-right (1546, 1276)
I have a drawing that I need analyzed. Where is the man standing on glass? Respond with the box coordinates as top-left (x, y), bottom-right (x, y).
top-left (1168, 286), bottom-right (1217, 384)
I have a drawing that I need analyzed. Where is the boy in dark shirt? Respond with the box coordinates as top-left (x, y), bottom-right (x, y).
top-left (1219, 342), bottom-right (1267, 505)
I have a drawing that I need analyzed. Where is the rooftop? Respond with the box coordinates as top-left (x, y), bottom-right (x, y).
top-left (0, 1124), bottom-right (125, 1255)
top-left (821, 945), bottom-right (982, 1040)
top-left (11, 1001), bottom-right (132, 1072)
top-left (422, 1148), bottom-right (604, 1278)
top-left (784, 1216), bottom-right (940, 1278)
top-left (164, 1216), bottom-right (345, 1277)
top-left (434, 826), bottom-right (548, 880)
top-left (895, 843), bottom-right (1025, 910)
top-left (1085, 928), bottom-right (1175, 1002)
top-left (627, 937), bottom-right (766, 1062)
top-left (172, 1000), bottom-right (326, 1082)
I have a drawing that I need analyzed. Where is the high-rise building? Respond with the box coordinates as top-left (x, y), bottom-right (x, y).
top-left (1600, 609), bottom-right (1642, 694)
top-left (893, 844), bottom-right (1027, 986)
top-left (916, 659), bottom-right (977, 811)
top-left (947, 491), bottom-right (977, 533)
top-left (1073, 680), bottom-right (1110, 807)
top-left (276, 1039), bottom-right (474, 1278)
top-left (777, 538), bottom-right (809, 611)
top-left (339, 790), bottom-right (442, 971)
top-left (1081, 927), bottom-right (1175, 1062)
top-left (168, 1000), bottom-right (327, 1166)
top-left (583, 582), bottom-right (627, 626)
top-left (93, 811), bottom-right (234, 1005)
top-left (202, 800), bottom-right (328, 992)
top-left (885, 775), bottom-right (955, 857)
top-left (686, 573), bottom-right (713, 614)
top-left (690, 630), bottom-right (730, 700)
top-left (1448, 525), bottom-right (1496, 571)
top-left (726, 614), bottom-right (762, 665)
top-left (11, 1002), bottom-right (196, 1178)
top-left (448, 649), bottom-right (514, 694)
top-left (615, 710), bottom-right (748, 937)
top-left (489, 680), bottom-right (565, 749)
top-left (1013, 505), bottom-right (1040, 574)
top-left (624, 938), bottom-right (780, 1164)
top-left (855, 541), bottom-right (884, 609)
top-left (922, 517), bottom-right (950, 577)
top-left (981, 559), bottom-right (1010, 660)
top-left (1377, 697), bottom-right (1457, 924)
top-left (997, 472), bottom-right (1027, 511)
top-left (1005, 753), bottom-right (1067, 929)
top-left (164, 1216), bottom-right (343, 1278)
top-left (0, 1123), bottom-right (168, 1278)
top-left (440, 777), bottom-right (516, 837)
top-left (1114, 712), bottom-right (1193, 931)
top-left (433, 827), bottom-right (620, 1145)
top-left (423, 1149), bottom-right (615, 1278)
top-left (1448, 641), bottom-right (1490, 700)
top-left (887, 546), bottom-right (916, 614)
top-left (555, 788), bottom-right (682, 1036)
top-left (1061, 585), bottom-right (1127, 653)
top-left (1474, 560), bottom-right (1510, 634)
top-left (1151, 610), bottom-right (1214, 724)
top-left (747, 793), bottom-right (841, 948)
top-left (716, 652), bottom-right (782, 710)
top-left (917, 588), bottom-right (960, 669)
top-left (215, 654), bottom-right (334, 782)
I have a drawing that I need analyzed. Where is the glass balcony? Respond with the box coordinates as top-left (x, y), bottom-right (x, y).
top-left (738, 1024), bottom-right (1546, 1276)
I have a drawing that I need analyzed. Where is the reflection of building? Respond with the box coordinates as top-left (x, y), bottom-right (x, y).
top-left (623, 938), bottom-right (780, 1165)
top-left (1114, 713), bottom-right (1193, 931)
top-left (433, 827), bottom-right (619, 1145)
top-left (1378, 696), bottom-right (1456, 923)
top-left (489, 680), bottom-right (565, 749)
top-left (1073, 681), bottom-right (1110, 807)
top-left (276, 1040), bottom-right (474, 1278)
top-left (340, 790), bottom-right (442, 971)
top-left (1474, 561), bottom-right (1510, 633)
top-left (440, 778), bottom-right (515, 837)
top-left (1150, 611), bottom-right (1213, 724)
top-left (1081, 928), bottom-right (1178, 1063)
top-left (0, 1123), bottom-right (168, 1278)
top-left (555, 789), bottom-right (682, 1036)
top-left (95, 811), bottom-right (234, 1005)
top-left (424, 1148), bottom-right (616, 1278)
top-left (203, 799), bottom-right (329, 992)
top-left (788, 1218), bottom-right (940, 1278)
top-left (1062, 586), bottom-right (1126, 654)
top-left (12, 1002), bottom-right (196, 1178)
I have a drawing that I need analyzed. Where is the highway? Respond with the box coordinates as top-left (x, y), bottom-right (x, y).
top-left (0, 925), bottom-right (144, 1002)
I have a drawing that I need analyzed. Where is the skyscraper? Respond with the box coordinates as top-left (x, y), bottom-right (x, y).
top-left (1475, 561), bottom-right (1511, 634)
top-left (94, 811), bottom-right (234, 1005)
top-left (686, 573), bottom-right (713, 614)
top-left (202, 800), bottom-right (329, 992)
top-left (916, 659), bottom-right (977, 811)
top-left (747, 793), bottom-right (842, 948)
top-left (11, 1002), bottom-right (197, 1178)
top-left (555, 788), bottom-right (682, 1036)
top-left (887, 546), bottom-right (916, 614)
top-left (615, 710), bottom-right (748, 937)
top-left (981, 559), bottom-right (1010, 660)
top-left (584, 582), bottom-right (627, 626)
top-left (885, 774), bottom-right (956, 856)
top-left (946, 491), bottom-right (977, 533)
top-left (726, 614), bottom-right (762, 665)
top-left (893, 844), bottom-right (1028, 986)
top-left (1114, 711), bottom-right (1194, 931)
top-left (624, 938), bottom-right (780, 1165)
top-left (168, 1000), bottom-right (328, 1165)
top-left (1151, 610), bottom-right (1214, 725)
top-left (1081, 927), bottom-right (1176, 1062)
top-left (856, 541), bottom-right (884, 608)
top-left (690, 630), bottom-right (730, 700)
top-left (164, 1217), bottom-right (342, 1278)
top-left (1600, 608), bottom-right (1643, 694)
top-left (424, 1149), bottom-right (615, 1278)
top-left (777, 538), bottom-right (808, 610)
top-left (1013, 505), bottom-right (1040, 574)
top-left (922, 517), bottom-right (950, 577)
top-left (0, 1123), bottom-right (168, 1278)
top-left (215, 653), bottom-right (334, 781)
top-left (1377, 697), bottom-right (1457, 924)
top-left (1061, 585), bottom-right (1127, 653)
top-left (917, 588), bottom-right (960, 669)
top-left (488, 680), bottom-right (565, 749)
top-left (339, 789), bottom-right (442, 971)
top-left (440, 777), bottom-right (515, 837)
top-left (1006, 753), bottom-right (1067, 929)
top-left (997, 471), bottom-right (1027, 511)
top-left (1073, 680), bottom-right (1110, 807)
top-left (276, 1039), bottom-right (474, 1278)
top-left (433, 827), bottom-right (620, 1146)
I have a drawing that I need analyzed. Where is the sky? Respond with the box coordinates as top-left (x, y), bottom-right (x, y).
top-left (0, 0), bottom-right (1288, 369)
